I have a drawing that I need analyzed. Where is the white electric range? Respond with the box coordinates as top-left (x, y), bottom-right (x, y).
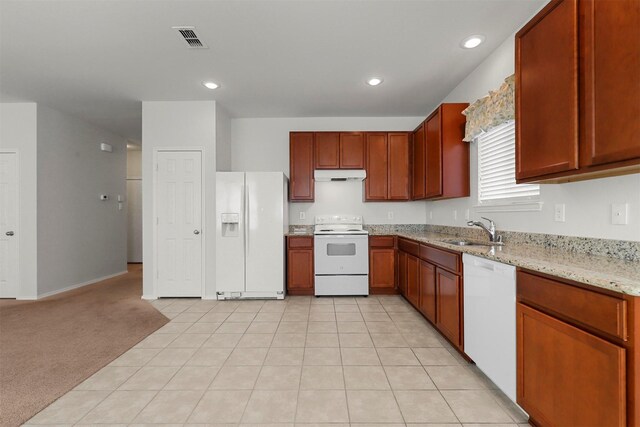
top-left (313, 215), bottom-right (369, 296)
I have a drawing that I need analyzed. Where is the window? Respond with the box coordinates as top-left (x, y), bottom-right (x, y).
top-left (477, 121), bottom-right (540, 207)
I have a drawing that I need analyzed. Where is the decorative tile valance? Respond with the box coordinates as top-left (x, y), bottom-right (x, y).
top-left (462, 74), bottom-right (515, 142)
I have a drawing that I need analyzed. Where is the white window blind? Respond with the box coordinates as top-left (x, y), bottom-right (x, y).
top-left (478, 121), bottom-right (539, 204)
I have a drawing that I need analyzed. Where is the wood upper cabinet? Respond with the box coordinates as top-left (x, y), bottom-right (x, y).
top-left (412, 123), bottom-right (426, 200)
top-left (517, 303), bottom-right (626, 427)
top-left (436, 267), bottom-right (462, 348)
top-left (369, 236), bottom-right (396, 293)
top-left (425, 104), bottom-right (470, 200)
top-left (314, 132), bottom-right (340, 169)
top-left (289, 132), bottom-right (314, 201)
top-left (315, 132), bottom-right (365, 169)
top-left (426, 111), bottom-right (443, 198)
top-left (419, 260), bottom-right (436, 324)
top-left (580, 0), bottom-right (640, 168)
top-left (287, 236), bottom-right (314, 295)
top-left (516, 0), bottom-right (579, 181)
top-left (516, 0), bottom-right (640, 183)
top-left (365, 133), bottom-right (389, 200)
top-left (388, 133), bottom-right (410, 200)
top-left (365, 132), bottom-right (411, 201)
top-left (340, 132), bottom-right (365, 169)
top-left (406, 254), bottom-right (420, 308)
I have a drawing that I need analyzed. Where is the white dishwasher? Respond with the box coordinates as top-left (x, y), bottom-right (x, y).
top-left (463, 253), bottom-right (517, 402)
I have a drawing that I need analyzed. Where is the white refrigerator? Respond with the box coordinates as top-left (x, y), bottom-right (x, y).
top-left (215, 172), bottom-right (288, 299)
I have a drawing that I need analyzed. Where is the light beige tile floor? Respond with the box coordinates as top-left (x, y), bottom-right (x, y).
top-left (26, 295), bottom-right (530, 426)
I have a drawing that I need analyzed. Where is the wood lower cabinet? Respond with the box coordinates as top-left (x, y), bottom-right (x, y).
top-left (516, 269), bottom-right (639, 427)
top-left (397, 251), bottom-right (407, 296)
top-left (397, 238), bottom-right (463, 351)
top-left (515, 0), bottom-right (640, 183)
top-left (289, 132), bottom-right (314, 201)
top-left (369, 236), bottom-right (396, 294)
top-left (286, 236), bottom-right (314, 295)
top-left (314, 132), bottom-right (340, 169)
top-left (436, 267), bottom-right (462, 348)
top-left (406, 254), bottom-right (419, 307)
top-left (419, 260), bottom-right (436, 323)
top-left (517, 302), bottom-right (626, 427)
top-left (340, 132), bottom-right (365, 168)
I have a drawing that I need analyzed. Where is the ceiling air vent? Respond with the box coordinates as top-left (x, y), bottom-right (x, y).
top-left (172, 26), bottom-right (208, 49)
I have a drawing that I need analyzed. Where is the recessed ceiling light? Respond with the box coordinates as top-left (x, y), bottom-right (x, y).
top-left (461, 35), bottom-right (485, 49)
top-left (202, 81), bottom-right (219, 90)
top-left (367, 77), bottom-right (383, 86)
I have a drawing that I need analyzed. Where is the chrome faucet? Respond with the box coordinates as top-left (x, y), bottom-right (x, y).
top-left (467, 217), bottom-right (502, 243)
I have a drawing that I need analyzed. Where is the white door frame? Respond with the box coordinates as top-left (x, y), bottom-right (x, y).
top-left (0, 149), bottom-right (20, 298)
top-left (152, 147), bottom-right (206, 298)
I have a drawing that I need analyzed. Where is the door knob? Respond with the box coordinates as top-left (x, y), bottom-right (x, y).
top-left (6, 231), bottom-right (14, 236)
top-left (194, 230), bottom-right (200, 235)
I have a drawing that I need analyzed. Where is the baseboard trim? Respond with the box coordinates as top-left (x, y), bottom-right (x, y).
top-left (36, 270), bottom-right (128, 299)
top-left (141, 295), bottom-right (157, 300)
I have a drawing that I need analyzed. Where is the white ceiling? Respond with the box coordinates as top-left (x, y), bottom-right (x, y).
top-left (0, 0), bottom-right (544, 140)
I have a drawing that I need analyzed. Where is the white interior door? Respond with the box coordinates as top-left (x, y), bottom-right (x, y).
top-left (156, 151), bottom-right (203, 297)
top-left (0, 152), bottom-right (19, 298)
top-left (245, 172), bottom-right (285, 293)
top-left (127, 179), bottom-right (142, 263)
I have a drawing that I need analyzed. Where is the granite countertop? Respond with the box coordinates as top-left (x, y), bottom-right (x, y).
top-left (285, 226), bottom-right (639, 296)
top-left (380, 230), bottom-right (640, 297)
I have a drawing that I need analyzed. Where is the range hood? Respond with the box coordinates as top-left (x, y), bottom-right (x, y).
top-left (314, 169), bottom-right (366, 182)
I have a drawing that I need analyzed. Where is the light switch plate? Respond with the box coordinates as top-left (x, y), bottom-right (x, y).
top-left (554, 204), bottom-right (565, 222)
top-left (299, 212), bottom-right (306, 220)
top-left (387, 211), bottom-right (394, 220)
top-left (611, 203), bottom-right (628, 225)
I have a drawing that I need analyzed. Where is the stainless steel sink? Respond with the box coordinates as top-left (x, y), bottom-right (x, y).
top-left (442, 239), bottom-right (504, 247)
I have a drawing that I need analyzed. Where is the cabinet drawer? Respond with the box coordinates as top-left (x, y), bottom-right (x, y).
top-left (420, 244), bottom-right (461, 274)
top-left (288, 236), bottom-right (313, 249)
top-left (369, 236), bottom-right (395, 248)
top-left (398, 238), bottom-right (420, 257)
top-left (517, 270), bottom-right (627, 340)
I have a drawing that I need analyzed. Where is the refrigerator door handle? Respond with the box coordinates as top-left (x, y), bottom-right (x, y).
top-left (244, 184), bottom-right (249, 253)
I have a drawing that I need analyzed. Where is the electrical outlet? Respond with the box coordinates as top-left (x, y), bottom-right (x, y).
top-left (299, 212), bottom-right (306, 220)
top-left (611, 203), bottom-right (628, 225)
top-left (387, 211), bottom-right (394, 220)
top-left (429, 211), bottom-right (433, 220)
top-left (554, 204), bottom-right (565, 222)
top-left (465, 209), bottom-right (470, 221)
top-left (453, 210), bottom-right (458, 220)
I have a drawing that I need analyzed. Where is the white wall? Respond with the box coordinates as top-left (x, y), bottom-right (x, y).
top-left (425, 34), bottom-right (640, 242)
top-left (216, 104), bottom-right (232, 171)
top-left (231, 117), bottom-right (425, 225)
top-left (0, 103), bottom-right (38, 298)
top-left (36, 105), bottom-right (127, 296)
top-left (127, 147), bottom-right (142, 263)
top-left (142, 101), bottom-right (217, 298)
